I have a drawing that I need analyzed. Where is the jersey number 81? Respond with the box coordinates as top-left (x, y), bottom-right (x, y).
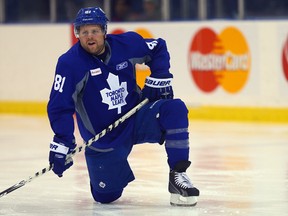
top-left (54, 74), bottom-right (66, 93)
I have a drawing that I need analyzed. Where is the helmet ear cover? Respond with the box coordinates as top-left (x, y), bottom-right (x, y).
top-left (73, 7), bottom-right (108, 38)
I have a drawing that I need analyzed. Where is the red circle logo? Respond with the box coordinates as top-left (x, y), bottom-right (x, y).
top-left (282, 36), bottom-right (288, 82)
top-left (188, 27), bottom-right (251, 93)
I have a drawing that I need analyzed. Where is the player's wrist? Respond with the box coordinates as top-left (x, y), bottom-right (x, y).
top-left (52, 136), bottom-right (76, 149)
top-left (50, 141), bottom-right (70, 155)
top-left (142, 77), bottom-right (174, 102)
top-left (144, 76), bottom-right (173, 88)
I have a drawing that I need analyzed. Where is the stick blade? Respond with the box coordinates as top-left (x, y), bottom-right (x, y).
top-left (0, 180), bottom-right (26, 198)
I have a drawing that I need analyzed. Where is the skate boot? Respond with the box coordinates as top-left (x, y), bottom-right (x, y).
top-left (169, 161), bottom-right (199, 206)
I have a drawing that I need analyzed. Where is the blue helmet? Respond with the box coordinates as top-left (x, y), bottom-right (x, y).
top-left (74, 7), bottom-right (109, 38)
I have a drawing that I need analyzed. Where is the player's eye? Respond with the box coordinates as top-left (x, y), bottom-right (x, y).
top-left (81, 31), bottom-right (89, 36)
top-left (92, 30), bottom-right (101, 35)
top-left (80, 29), bottom-right (102, 37)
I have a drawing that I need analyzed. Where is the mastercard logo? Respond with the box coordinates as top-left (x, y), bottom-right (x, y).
top-left (188, 27), bottom-right (251, 93)
top-left (282, 36), bottom-right (288, 83)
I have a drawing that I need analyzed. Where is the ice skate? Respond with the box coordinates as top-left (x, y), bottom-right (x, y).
top-left (169, 161), bottom-right (199, 207)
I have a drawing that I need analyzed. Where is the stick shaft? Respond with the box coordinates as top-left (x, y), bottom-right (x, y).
top-left (67, 98), bottom-right (149, 159)
top-left (0, 165), bottom-right (52, 198)
top-left (0, 98), bottom-right (148, 198)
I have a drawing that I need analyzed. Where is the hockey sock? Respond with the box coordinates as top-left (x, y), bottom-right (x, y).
top-left (165, 147), bottom-right (189, 169)
top-left (159, 99), bottom-right (190, 169)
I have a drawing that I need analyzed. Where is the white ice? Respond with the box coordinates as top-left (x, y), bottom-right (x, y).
top-left (0, 115), bottom-right (288, 216)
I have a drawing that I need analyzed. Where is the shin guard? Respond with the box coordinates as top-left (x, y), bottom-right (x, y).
top-left (159, 99), bottom-right (190, 169)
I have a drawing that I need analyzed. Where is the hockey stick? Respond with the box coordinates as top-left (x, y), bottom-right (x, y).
top-left (0, 98), bottom-right (149, 198)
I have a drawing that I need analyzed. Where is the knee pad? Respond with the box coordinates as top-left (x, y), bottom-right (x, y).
top-left (90, 183), bottom-right (123, 204)
top-left (159, 99), bottom-right (189, 130)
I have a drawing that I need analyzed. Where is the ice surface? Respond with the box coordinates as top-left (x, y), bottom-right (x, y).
top-left (0, 115), bottom-right (288, 216)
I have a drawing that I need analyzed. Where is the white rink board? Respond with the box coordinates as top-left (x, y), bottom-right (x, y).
top-left (0, 21), bottom-right (288, 107)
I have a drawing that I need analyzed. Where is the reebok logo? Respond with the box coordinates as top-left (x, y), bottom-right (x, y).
top-left (116, 61), bottom-right (128, 70)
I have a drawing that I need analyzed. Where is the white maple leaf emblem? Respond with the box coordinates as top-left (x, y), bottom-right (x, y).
top-left (100, 73), bottom-right (128, 114)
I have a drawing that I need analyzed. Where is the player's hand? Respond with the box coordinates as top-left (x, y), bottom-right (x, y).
top-left (141, 76), bottom-right (174, 102)
top-left (49, 140), bottom-right (76, 177)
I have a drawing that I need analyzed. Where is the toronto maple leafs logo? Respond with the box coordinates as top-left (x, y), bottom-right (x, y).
top-left (100, 73), bottom-right (128, 114)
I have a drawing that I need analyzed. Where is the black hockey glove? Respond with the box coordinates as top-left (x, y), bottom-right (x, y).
top-left (141, 76), bottom-right (174, 102)
top-left (49, 139), bottom-right (76, 177)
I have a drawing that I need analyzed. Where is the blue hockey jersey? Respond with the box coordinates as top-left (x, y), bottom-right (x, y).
top-left (47, 31), bottom-right (172, 149)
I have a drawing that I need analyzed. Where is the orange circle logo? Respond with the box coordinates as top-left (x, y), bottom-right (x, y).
top-left (188, 27), bottom-right (251, 93)
top-left (282, 36), bottom-right (288, 83)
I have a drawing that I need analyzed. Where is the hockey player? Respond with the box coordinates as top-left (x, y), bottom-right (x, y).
top-left (47, 7), bottom-right (199, 206)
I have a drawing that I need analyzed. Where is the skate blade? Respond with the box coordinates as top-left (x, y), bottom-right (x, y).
top-left (170, 193), bottom-right (197, 207)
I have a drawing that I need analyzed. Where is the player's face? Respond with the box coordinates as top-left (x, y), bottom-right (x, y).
top-left (78, 25), bottom-right (106, 55)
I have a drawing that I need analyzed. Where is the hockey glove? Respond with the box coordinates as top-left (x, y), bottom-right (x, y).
top-left (141, 76), bottom-right (174, 102)
top-left (49, 140), bottom-right (76, 177)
